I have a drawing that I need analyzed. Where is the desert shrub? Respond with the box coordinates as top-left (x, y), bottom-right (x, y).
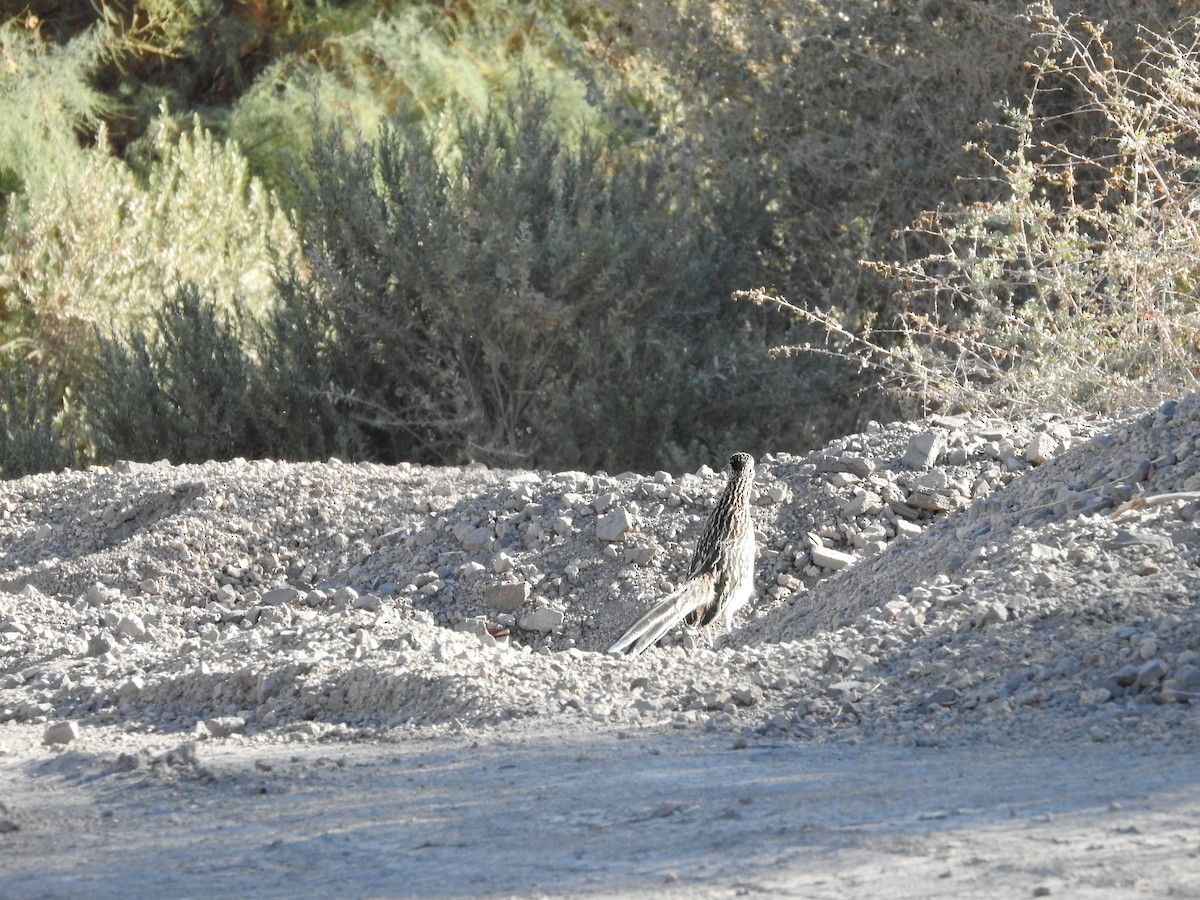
top-left (0, 13), bottom-right (119, 209)
top-left (88, 284), bottom-right (269, 464)
top-left (0, 361), bottom-right (79, 479)
top-left (578, 0), bottom-right (1050, 434)
top-left (0, 111), bottom-right (296, 399)
top-left (274, 79), bottom-right (785, 471)
top-left (750, 8), bottom-right (1200, 415)
top-left (229, 4), bottom-right (609, 206)
top-left (603, 1), bottom-right (1197, 434)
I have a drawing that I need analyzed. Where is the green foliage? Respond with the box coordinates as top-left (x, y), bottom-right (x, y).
top-left (274, 79), bottom-right (782, 471)
top-left (229, 4), bottom-right (605, 206)
top-left (7, 1), bottom-right (1197, 479)
top-left (0, 361), bottom-right (79, 479)
top-left (577, 0), bottom-right (1055, 435)
top-left (88, 284), bottom-right (268, 464)
top-left (0, 14), bottom-right (118, 207)
top-left (0, 109), bottom-right (297, 384)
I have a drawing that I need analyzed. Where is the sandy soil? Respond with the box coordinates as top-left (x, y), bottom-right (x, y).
top-left (2, 725), bottom-right (1198, 898)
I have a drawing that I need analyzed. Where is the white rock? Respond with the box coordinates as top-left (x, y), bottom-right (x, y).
top-left (1137, 658), bottom-right (1168, 686)
top-left (592, 492), bottom-right (619, 515)
top-left (85, 583), bottom-right (121, 607)
top-left (519, 607), bottom-right (564, 632)
top-left (485, 582), bottom-right (530, 612)
top-left (974, 601), bottom-right (1008, 627)
top-left (903, 431), bottom-right (946, 469)
top-left (43, 721), bottom-right (78, 745)
top-left (766, 482), bottom-right (790, 503)
top-left (810, 546), bottom-right (856, 571)
top-left (460, 526), bottom-right (493, 549)
top-left (843, 490), bottom-right (883, 518)
top-left (596, 508), bottom-right (635, 542)
top-left (214, 584), bottom-right (240, 604)
top-left (204, 715), bottom-right (247, 738)
top-left (1025, 431), bottom-right (1059, 465)
top-left (116, 615), bottom-right (147, 640)
top-left (262, 587), bottom-right (301, 606)
top-left (458, 561), bottom-right (487, 579)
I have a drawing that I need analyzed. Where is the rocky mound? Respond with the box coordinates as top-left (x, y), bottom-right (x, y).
top-left (2, 393), bottom-right (1198, 748)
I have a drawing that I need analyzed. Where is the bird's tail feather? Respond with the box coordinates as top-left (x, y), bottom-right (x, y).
top-left (608, 579), bottom-right (712, 656)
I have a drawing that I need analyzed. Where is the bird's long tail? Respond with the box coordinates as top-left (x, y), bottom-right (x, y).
top-left (607, 579), bottom-right (712, 656)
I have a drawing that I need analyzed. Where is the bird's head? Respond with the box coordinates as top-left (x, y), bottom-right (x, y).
top-left (729, 452), bottom-right (754, 474)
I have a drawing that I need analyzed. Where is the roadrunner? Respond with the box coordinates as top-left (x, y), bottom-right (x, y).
top-left (608, 452), bottom-right (756, 655)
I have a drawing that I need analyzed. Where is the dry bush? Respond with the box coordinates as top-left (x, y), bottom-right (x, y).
top-left (595, 0), bottom-right (1051, 433)
top-left (748, 6), bottom-right (1200, 415)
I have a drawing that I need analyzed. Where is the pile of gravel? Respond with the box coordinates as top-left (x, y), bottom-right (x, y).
top-left (2, 392), bottom-right (1199, 749)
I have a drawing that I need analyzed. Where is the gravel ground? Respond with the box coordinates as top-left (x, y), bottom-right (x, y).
top-left (1, 392), bottom-right (1199, 896)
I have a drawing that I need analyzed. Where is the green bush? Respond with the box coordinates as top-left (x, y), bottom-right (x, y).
top-left (0, 361), bottom-right (79, 479)
top-left (229, 4), bottom-right (607, 207)
top-left (88, 284), bottom-right (269, 464)
top-left (0, 110), bottom-right (298, 430)
top-left (273, 79), bottom-right (786, 471)
top-left (0, 15), bottom-right (118, 209)
top-left (584, 0), bottom-right (1051, 433)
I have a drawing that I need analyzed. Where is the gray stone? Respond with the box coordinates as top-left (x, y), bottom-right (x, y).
top-left (825, 680), bottom-right (866, 701)
top-left (816, 453), bottom-right (875, 477)
top-left (214, 584), bottom-right (240, 604)
top-left (453, 524), bottom-right (493, 549)
top-left (1111, 664), bottom-right (1139, 688)
top-left (518, 607), bottom-right (564, 632)
top-left (1162, 665), bottom-right (1200, 702)
top-left (974, 601), bottom-right (1008, 627)
top-left (1025, 431), bottom-right (1059, 465)
top-left (810, 545), bottom-right (856, 571)
top-left (1136, 658), bottom-right (1168, 686)
top-left (43, 721), bottom-right (78, 745)
top-left (87, 633), bottom-right (114, 657)
top-left (350, 591), bottom-right (381, 612)
top-left (485, 582), bottom-right (530, 612)
top-left (116, 615), bottom-right (147, 640)
top-left (908, 490), bottom-right (960, 512)
top-left (256, 605), bottom-right (292, 628)
top-left (117, 676), bottom-right (145, 698)
top-left (262, 587), bottom-right (301, 606)
top-left (85, 583), bottom-right (122, 607)
top-left (204, 715), bottom-right (247, 738)
top-left (903, 431), bottom-right (946, 469)
top-left (843, 490), bottom-right (883, 518)
top-left (596, 508), bottom-right (635, 542)
top-left (925, 687), bottom-right (958, 708)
